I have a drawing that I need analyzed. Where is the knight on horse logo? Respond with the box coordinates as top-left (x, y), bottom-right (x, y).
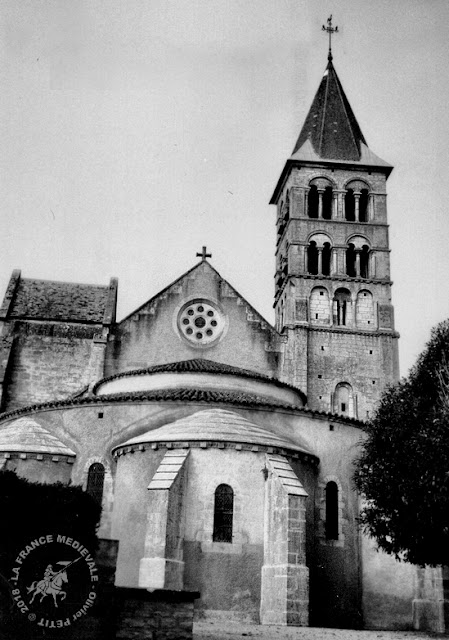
top-left (27, 559), bottom-right (77, 608)
top-left (10, 534), bottom-right (98, 628)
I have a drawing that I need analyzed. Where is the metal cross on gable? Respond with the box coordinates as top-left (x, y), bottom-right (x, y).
top-left (322, 15), bottom-right (339, 61)
top-left (196, 246), bottom-right (212, 261)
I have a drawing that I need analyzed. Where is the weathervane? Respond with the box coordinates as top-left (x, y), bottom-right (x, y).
top-left (322, 15), bottom-right (338, 61)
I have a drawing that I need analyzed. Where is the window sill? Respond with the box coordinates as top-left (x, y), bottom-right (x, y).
top-left (201, 542), bottom-right (243, 554)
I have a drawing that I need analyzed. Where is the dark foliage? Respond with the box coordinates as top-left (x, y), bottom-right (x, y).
top-left (0, 470), bottom-right (101, 577)
top-left (354, 320), bottom-right (449, 566)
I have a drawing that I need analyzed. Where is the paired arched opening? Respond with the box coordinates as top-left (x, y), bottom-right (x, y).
top-left (213, 484), bottom-right (234, 543)
top-left (308, 179), bottom-right (334, 219)
top-left (345, 181), bottom-right (370, 222)
top-left (346, 239), bottom-right (370, 278)
top-left (307, 234), bottom-right (332, 276)
top-left (333, 288), bottom-right (351, 326)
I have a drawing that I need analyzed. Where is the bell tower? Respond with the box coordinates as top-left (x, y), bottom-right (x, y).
top-left (271, 18), bottom-right (399, 419)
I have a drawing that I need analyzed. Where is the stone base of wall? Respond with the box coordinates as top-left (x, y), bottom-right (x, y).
top-left (115, 588), bottom-right (200, 640)
top-left (413, 566), bottom-right (449, 634)
top-left (260, 564), bottom-right (309, 626)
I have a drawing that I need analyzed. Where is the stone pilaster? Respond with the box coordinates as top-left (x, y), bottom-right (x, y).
top-left (260, 454), bottom-right (308, 626)
top-left (139, 450), bottom-right (189, 591)
top-left (413, 566), bottom-right (449, 633)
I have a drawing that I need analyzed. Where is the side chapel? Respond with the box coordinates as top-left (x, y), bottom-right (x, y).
top-left (0, 22), bottom-right (429, 630)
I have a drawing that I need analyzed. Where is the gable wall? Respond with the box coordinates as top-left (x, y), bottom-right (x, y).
top-left (105, 263), bottom-right (280, 378)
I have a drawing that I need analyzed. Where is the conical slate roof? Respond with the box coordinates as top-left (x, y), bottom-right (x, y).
top-left (0, 417), bottom-right (76, 456)
top-left (115, 408), bottom-right (312, 456)
top-left (293, 59), bottom-right (367, 162)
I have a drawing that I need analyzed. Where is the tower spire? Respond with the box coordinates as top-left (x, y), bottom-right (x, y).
top-left (322, 15), bottom-right (338, 61)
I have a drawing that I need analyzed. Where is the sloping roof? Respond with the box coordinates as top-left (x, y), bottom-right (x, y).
top-left (293, 59), bottom-right (367, 162)
top-left (148, 450), bottom-right (189, 490)
top-left (9, 278), bottom-right (110, 323)
top-left (270, 60), bottom-right (392, 204)
top-left (0, 417), bottom-right (76, 456)
top-left (290, 138), bottom-right (392, 169)
top-left (114, 408), bottom-right (313, 456)
top-left (0, 271), bottom-right (117, 324)
top-left (93, 357), bottom-right (306, 403)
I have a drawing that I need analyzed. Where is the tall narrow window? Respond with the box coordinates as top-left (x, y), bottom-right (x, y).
top-left (86, 463), bottom-right (105, 506)
top-left (359, 189), bottom-right (369, 222)
top-left (346, 244), bottom-right (356, 277)
top-left (360, 245), bottom-right (370, 278)
top-left (213, 484), bottom-right (234, 543)
top-left (307, 241), bottom-right (318, 275)
top-left (323, 186), bottom-right (333, 219)
top-left (345, 189), bottom-right (355, 221)
top-left (325, 481), bottom-right (339, 540)
top-left (322, 242), bottom-right (332, 276)
top-left (308, 185), bottom-right (319, 218)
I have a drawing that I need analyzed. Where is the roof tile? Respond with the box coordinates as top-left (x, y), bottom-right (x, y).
top-left (8, 278), bottom-right (110, 323)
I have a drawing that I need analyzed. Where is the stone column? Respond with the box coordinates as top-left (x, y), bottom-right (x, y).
top-left (355, 250), bottom-right (361, 277)
top-left (318, 190), bottom-right (324, 219)
top-left (369, 193), bottom-right (374, 221)
top-left (317, 248), bottom-right (323, 275)
top-left (260, 455), bottom-right (309, 626)
top-left (370, 252), bottom-right (376, 278)
top-left (331, 248), bottom-right (337, 275)
top-left (337, 191), bottom-right (344, 219)
top-left (354, 193), bottom-right (361, 221)
top-left (332, 192), bottom-right (338, 219)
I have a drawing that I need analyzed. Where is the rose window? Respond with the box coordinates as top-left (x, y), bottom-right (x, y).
top-left (177, 300), bottom-right (225, 345)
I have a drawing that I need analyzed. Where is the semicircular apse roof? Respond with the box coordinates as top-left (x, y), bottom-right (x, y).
top-left (0, 417), bottom-right (76, 456)
top-left (113, 408), bottom-right (313, 457)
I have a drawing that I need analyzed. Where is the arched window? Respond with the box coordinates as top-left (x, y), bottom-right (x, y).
top-left (86, 463), bottom-right (105, 505)
top-left (308, 185), bottom-right (319, 218)
top-left (325, 481), bottom-right (339, 540)
top-left (213, 484), bottom-right (234, 543)
top-left (323, 186), bottom-right (333, 220)
top-left (307, 241), bottom-right (318, 275)
top-left (345, 189), bottom-right (355, 221)
top-left (346, 243), bottom-right (356, 277)
top-left (333, 381), bottom-right (356, 418)
top-left (359, 189), bottom-right (369, 222)
top-left (333, 288), bottom-right (351, 326)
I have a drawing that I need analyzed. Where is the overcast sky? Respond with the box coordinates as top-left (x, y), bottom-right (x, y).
top-left (1, 0), bottom-right (448, 377)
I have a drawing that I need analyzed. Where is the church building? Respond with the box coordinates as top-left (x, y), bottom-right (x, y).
top-left (0, 27), bottom-right (423, 630)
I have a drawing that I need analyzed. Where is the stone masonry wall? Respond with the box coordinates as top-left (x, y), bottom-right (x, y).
top-left (307, 329), bottom-right (398, 418)
top-left (3, 325), bottom-right (99, 411)
top-left (115, 589), bottom-right (198, 640)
